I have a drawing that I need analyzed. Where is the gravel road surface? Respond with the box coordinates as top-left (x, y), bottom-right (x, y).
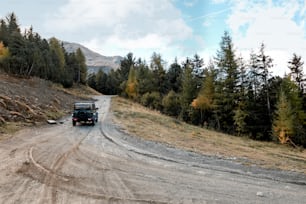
top-left (0, 95), bottom-right (305, 204)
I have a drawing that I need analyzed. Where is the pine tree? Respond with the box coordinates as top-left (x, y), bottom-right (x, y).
top-left (288, 53), bottom-right (304, 92)
top-left (162, 90), bottom-right (181, 116)
top-left (118, 53), bottom-right (136, 95)
top-left (6, 13), bottom-right (20, 35)
top-left (22, 26), bottom-right (43, 76)
top-left (214, 31), bottom-right (239, 133)
top-left (234, 56), bottom-right (248, 135)
top-left (248, 50), bottom-right (261, 99)
top-left (135, 58), bottom-right (155, 100)
top-left (165, 58), bottom-right (182, 93)
top-left (179, 60), bottom-right (197, 122)
top-left (75, 48), bottom-right (87, 84)
top-left (150, 52), bottom-right (166, 94)
top-left (49, 37), bottom-right (66, 83)
top-left (95, 70), bottom-right (108, 93)
top-left (191, 54), bottom-right (204, 78)
top-left (42, 39), bottom-right (56, 80)
top-left (256, 43), bottom-right (273, 118)
top-left (87, 73), bottom-right (97, 90)
top-left (234, 101), bottom-right (248, 136)
top-left (5, 13), bottom-right (24, 74)
top-left (106, 69), bottom-right (121, 95)
top-left (118, 52), bottom-right (135, 81)
top-left (245, 50), bottom-right (261, 137)
top-left (244, 44), bottom-right (274, 140)
top-left (0, 19), bottom-right (9, 45)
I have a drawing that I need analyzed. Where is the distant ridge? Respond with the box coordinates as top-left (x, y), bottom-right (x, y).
top-left (62, 41), bottom-right (123, 74)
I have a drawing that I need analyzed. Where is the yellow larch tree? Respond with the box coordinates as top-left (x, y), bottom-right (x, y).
top-left (125, 66), bottom-right (138, 100)
top-left (0, 41), bottom-right (9, 60)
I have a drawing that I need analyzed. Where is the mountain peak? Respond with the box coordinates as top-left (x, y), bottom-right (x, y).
top-left (62, 41), bottom-right (123, 73)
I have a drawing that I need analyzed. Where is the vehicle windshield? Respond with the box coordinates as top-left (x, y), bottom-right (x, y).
top-left (74, 103), bottom-right (94, 110)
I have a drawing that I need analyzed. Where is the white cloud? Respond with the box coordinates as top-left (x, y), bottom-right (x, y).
top-left (47, 0), bottom-right (142, 30)
top-left (211, 0), bottom-right (227, 4)
top-left (226, 0), bottom-right (306, 76)
top-left (82, 33), bottom-right (184, 64)
top-left (183, 0), bottom-right (198, 7)
top-left (45, 0), bottom-right (193, 60)
top-left (83, 34), bottom-right (168, 54)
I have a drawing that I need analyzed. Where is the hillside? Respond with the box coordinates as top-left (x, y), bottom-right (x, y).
top-left (111, 97), bottom-right (306, 174)
top-left (0, 73), bottom-right (99, 135)
top-left (62, 41), bottom-right (123, 74)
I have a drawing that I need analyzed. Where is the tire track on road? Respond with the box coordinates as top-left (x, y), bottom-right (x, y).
top-left (37, 127), bottom-right (92, 204)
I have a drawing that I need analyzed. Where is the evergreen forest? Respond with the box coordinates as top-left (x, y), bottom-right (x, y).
top-left (0, 13), bottom-right (87, 88)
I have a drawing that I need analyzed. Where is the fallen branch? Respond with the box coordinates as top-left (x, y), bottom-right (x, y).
top-left (9, 111), bottom-right (26, 119)
top-left (0, 116), bottom-right (5, 124)
top-left (0, 100), bottom-right (6, 108)
top-left (15, 100), bottom-right (36, 116)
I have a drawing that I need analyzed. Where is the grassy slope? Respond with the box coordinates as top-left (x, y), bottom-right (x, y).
top-left (111, 96), bottom-right (306, 174)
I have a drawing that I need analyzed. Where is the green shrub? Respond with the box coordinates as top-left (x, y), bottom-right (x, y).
top-left (140, 92), bottom-right (161, 110)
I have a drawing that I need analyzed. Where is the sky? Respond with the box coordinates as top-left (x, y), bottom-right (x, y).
top-left (1, 0), bottom-right (306, 76)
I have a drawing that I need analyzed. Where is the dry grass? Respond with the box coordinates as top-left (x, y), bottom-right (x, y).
top-left (111, 96), bottom-right (306, 174)
top-left (0, 122), bottom-right (33, 139)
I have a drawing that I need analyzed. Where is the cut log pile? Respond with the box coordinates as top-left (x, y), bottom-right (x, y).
top-left (0, 94), bottom-right (48, 124)
top-left (0, 74), bottom-right (95, 128)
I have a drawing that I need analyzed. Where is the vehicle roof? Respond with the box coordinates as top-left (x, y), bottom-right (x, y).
top-left (74, 101), bottom-right (95, 104)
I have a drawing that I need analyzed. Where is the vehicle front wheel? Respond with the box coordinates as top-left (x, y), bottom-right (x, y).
top-left (72, 121), bottom-right (76, 126)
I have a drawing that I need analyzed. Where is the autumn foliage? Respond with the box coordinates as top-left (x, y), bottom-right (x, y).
top-left (0, 41), bottom-right (9, 59)
top-left (273, 90), bottom-right (294, 144)
top-left (125, 66), bottom-right (138, 99)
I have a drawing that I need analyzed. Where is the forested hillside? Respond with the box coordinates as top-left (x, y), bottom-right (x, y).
top-left (0, 13), bottom-right (87, 88)
top-left (88, 33), bottom-right (306, 148)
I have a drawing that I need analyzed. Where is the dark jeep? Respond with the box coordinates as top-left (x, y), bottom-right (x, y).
top-left (72, 101), bottom-right (98, 126)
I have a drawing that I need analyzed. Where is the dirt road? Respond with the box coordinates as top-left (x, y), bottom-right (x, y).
top-left (0, 95), bottom-right (305, 204)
